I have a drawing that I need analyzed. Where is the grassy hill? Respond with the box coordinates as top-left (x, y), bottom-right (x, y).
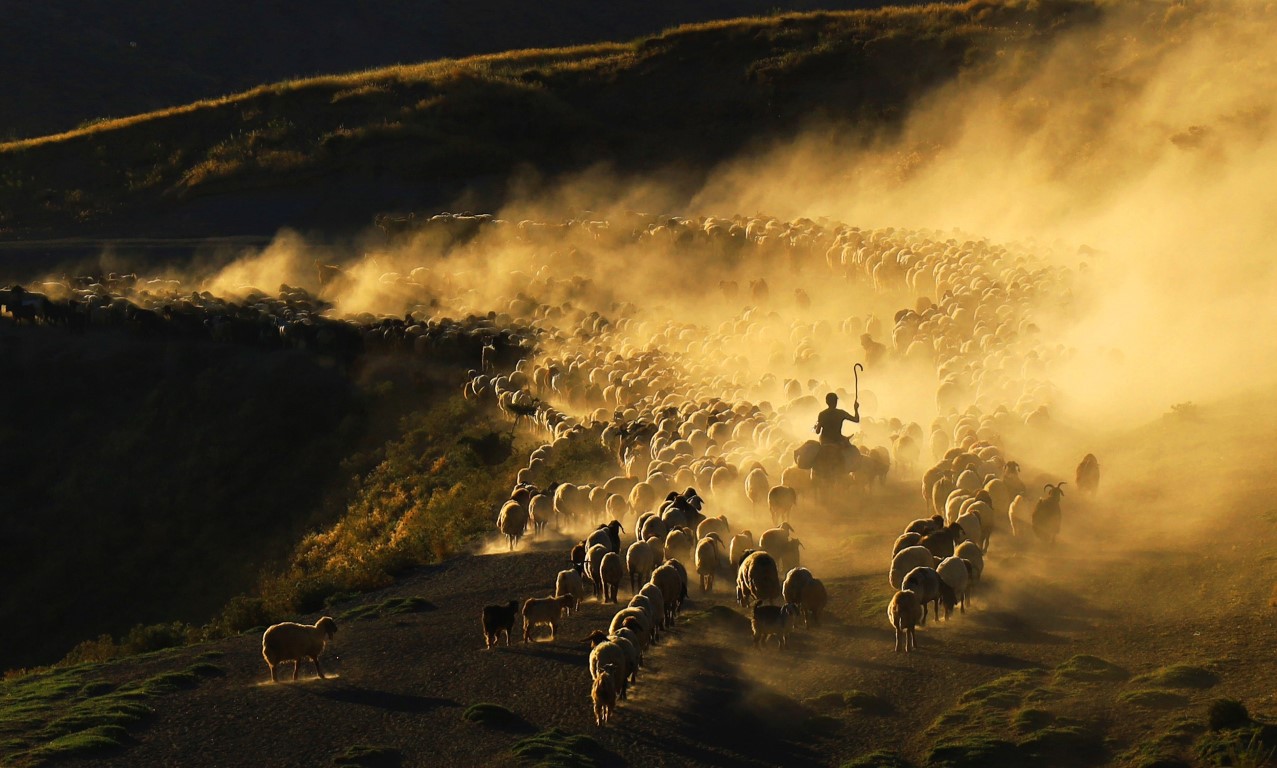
top-left (0, 0), bottom-right (1101, 240)
top-left (0, 0), bottom-right (950, 142)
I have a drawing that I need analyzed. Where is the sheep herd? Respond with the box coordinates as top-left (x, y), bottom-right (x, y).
top-left (2, 207), bottom-right (1105, 729)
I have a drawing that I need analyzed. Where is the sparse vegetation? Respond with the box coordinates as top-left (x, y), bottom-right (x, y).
top-left (1055, 655), bottom-right (1129, 683)
top-left (1134, 664), bottom-right (1219, 691)
top-left (511, 728), bottom-right (607, 768)
top-left (1120, 689), bottom-right (1192, 710)
top-left (334, 745), bottom-right (403, 768)
top-left (340, 597), bottom-right (438, 622)
top-left (463, 703), bottom-right (527, 728)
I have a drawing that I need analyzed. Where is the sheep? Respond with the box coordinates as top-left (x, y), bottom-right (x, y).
top-left (555, 569), bottom-right (586, 614)
top-left (522, 595), bottom-right (573, 641)
top-left (802, 578), bottom-right (828, 627)
top-left (599, 551), bottom-right (624, 603)
top-left (586, 635), bottom-right (630, 700)
top-left (650, 562), bottom-right (684, 625)
top-left (664, 527), bottom-right (693, 563)
top-left (901, 566), bottom-right (942, 625)
top-left (611, 625), bottom-right (644, 673)
top-left (586, 543), bottom-right (610, 599)
top-left (497, 499), bottom-right (528, 550)
top-left (954, 541), bottom-right (984, 605)
top-left (1076, 454), bottom-right (1100, 497)
top-left (905, 515), bottom-right (945, 535)
top-left (751, 603), bottom-right (800, 650)
top-left (887, 590), bottom-right (922, 653)
top-left (744, 466), bottom-right (770, 513)
top-left (736, 550), bottom-right (782, 608)
top-left (919, 522), bottom-right (966, 560)
top-left (626, 540), bottom-right (656, 594)
top-left (587, 520), bottom-right (625, 554)
top-left (696, 514), bottom-right (730, 540)
top-left (1008, 493), bottom-right (1031, 537)
top-left (482, 601), bottom-right (520, 649)
top-left (593, 665), bottom-right (619, 726)
top-left (717, 527), bottom-right (749, 562)
top-left (889, 545), bottom-right (936, 589)
top-left (1033, 483), bottom-right (1066, 544)
top-left (936, 557), bottom-right (971, 620)
top-left (570, 541), bottom-right (588, 576)
top-left (893, 531), bottom-right (922, 555)
top-left (759, 523), bottom-right (795, 555)
top-left (781, 567), bottom-right (815, 607)
top-left (609, 607), bottom-right (653, 649)
top-left (694, 533), bottom-right (724, 592)
top-left (953, 510), bottom-right (983, 554)
top-left (262, 617), bottom-right (338, 682)
top-left (529, 491), bottom-right (555, 535)
top-left (638, 583), bottom-right (666, 629)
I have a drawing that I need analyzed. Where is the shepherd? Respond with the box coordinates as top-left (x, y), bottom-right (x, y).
top-left (813, 363), bottom-right (863, 446)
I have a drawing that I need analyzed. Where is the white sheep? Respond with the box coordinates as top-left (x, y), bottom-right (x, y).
top-left (936, 557), bottom-right (971, 620)
top-left (887, 590), bottom-right (921, 653)
top-left (599, 551), bottom-right (624, 603)
top-left (626, 540), bottom-right (656, 593)
top-left (637, 583), bottom-right (666, 629)
top-left (736, 550), bottom-right (782, 608)
top-left (555, 569), bottom-right (586, 614)
top-left (954, 541), bottom-right (984, 605)
top-left (901, 566), bottom-right (941, 625)
top-left (1008, 493), bottom-right (1031, 537)
top-left (587, 636), bottom-right (629, 700)
top-left (650, 563), bottom-right (683, 625)
top-left (262, 617), bottom-right (338, 683)
top-left (781, 567), bottom-right (815, 607)
top-left (496, 499), bottom-right (528, 551)
top-left (728, 530), bottom-right (755, 568)
top-left (586, 543), bottom-right (610, 600)
top-left (694, 533), bottom-right (724, 592)
top-left (696, 515), bottom-right (730, 540)
top-left (664, 527), bottom-right (693, 563)
top-left (889, 545), bottom-right (935, 589)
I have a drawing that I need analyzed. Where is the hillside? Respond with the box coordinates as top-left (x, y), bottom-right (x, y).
top-left (0, 1), bottom-right (1103, 241)
top-left (0, 0), bottom-right (947, 141)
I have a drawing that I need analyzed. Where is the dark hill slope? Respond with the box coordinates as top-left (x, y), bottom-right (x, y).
top-left (0, 0), bottom-right (948, 140)
top-left (0, 1), bottom-right (1101, 240)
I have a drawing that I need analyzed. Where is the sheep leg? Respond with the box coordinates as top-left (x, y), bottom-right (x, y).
top-left (313, 656), bottom-right (326, 680)
top-left (292, 660), bottom-right (300, 681)
top-left (268, 663), bottom-right (278, 683)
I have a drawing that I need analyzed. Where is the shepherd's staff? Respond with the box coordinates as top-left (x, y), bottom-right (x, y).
top-left (854, 362), bottom-right (863, 413)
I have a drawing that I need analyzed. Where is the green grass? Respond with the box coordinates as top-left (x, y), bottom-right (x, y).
top-left (0, 664), bottom-right (220, 767)
top-left (1133, 664), bottom-right (1219, 690)
top-left (462, 703), bottom-right (527, 728)
top-left (334, 744), bottom-right (403, 768)
top-left (341, 596), bottom-right (438, 622)
top-left (511, 728), bottom-right (606, 768)
top-left (1119, 689), bottom-right (1192, 710)
top-left (841, 749), bottom-right (914, 768)
top-left (1054, 655), bottom-right (1129, 683)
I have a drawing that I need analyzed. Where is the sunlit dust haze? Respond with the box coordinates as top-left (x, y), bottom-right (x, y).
top-left (23, 0), bottom-right (1277, 561)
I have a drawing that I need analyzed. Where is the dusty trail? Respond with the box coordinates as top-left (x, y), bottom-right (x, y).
top-left (55, 392), bottom-right (1277, 767)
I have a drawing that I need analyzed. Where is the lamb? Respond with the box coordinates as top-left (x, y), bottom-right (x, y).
top-left (496, 499), bottom-right (529, 551)
top-left (570, 541), bottom-right (588, 576)
top-left (736, 550), bottom-right (782, 608)
top-left (592, 665), bottom-right (618, 726)
top-left (889, 545), bottom-right (936, 589)
top-left (1033, 483), bottom-right (1066, 544)
top-left (694, 533), bottom-right (724, 592)
top-left (599, 551), bottom-right (624, 603)
top-left (481, 601), bottom-right (520, 649)
top-left (626, 540), bottom-right (656, 594)
top-left (522, 595), bottom-right (573, 641)
top-left (751, 603), bottom-right (800, 650)
top-left (935, 557), bottom-right (971, 620)
top-left (555, 569), bottom-right (586, 614)
top-left (262, 617), bottom-right (338, 682)
top-left (887, 590), bottom-right (922, 652)
top-left (901, 566), bottom-right (942, 625)
top-left (1076, 454), bottom-right (1100, 497)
